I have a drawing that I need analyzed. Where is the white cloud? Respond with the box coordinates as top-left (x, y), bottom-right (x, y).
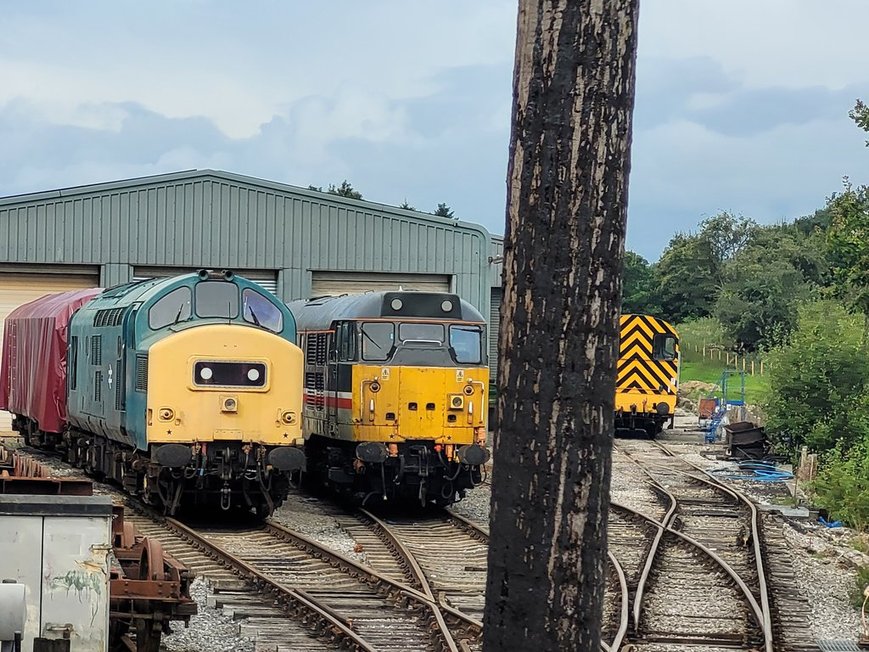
top-left (640, 0), bottom-right (869, 90)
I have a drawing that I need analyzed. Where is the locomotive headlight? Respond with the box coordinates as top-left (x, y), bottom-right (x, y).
top-left (280, 410), bottom-right (296, 425)
top-left (199, 366), bottom-right (213, 381)
top-left (247, 368), bottom-right (260, 382)
top-left (158, 407), bottom-right (175, 421)
top-left (449, 395), bottom-right (464, 410)
top-left (221, 396), bottom-right (238, 413)
top-left (463, 384), bottom-right (474, 396)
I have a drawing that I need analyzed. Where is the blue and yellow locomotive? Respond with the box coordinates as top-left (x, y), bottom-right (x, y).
top-left (6, 270), bottom-right (304, 517)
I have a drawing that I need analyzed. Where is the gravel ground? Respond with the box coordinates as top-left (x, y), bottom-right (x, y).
top-left (271, 491), bottom-right (365, 562)
top-left (450, 479), bottom-right (492, 526)
top-left (781, 520), bottom-right (862, 641)
top-left (161, 577), bottom-right (255, 652)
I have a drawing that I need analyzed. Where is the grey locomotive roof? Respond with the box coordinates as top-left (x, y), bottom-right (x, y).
top-left (287, 291), bottom-right (485, 331)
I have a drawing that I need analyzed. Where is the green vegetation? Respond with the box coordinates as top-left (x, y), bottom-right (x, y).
top-left (851, 565), bottom-right (869, 609)
top-left (624, 100), bottom-right (869, 530)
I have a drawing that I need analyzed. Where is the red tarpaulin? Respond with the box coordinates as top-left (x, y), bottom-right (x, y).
top-left (0, 288), bottom-right (102, 434)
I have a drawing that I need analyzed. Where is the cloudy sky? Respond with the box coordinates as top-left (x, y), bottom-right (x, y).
top-left (1, 1), bottom-right (867, 260)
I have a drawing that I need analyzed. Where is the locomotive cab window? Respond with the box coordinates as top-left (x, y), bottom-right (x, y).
top-left (149, 286), bottom-right (192, 329)
top-left (242, 288), bottom-right (283, 333)
top-left (337, 322), bottom-right (358, 361)
top-left (195, 281), bottom-right (239, 318)
top-left (450, 325), bottom-right (483, 364)
top-left (398, 323), bottom-right (444, 342)
top-left (652, 334), bottom-right (677, 361)
top-left (361, 322), bottom-right (394, 361)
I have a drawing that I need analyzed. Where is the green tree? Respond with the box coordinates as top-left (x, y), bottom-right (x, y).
top-left (327, 180), bottom-right (363, 199)
top-left (826, 180), bottom-right (869, 341)
top-left (714, 229), bottom-right (815, 351)
top-left (655, 233), bottom-right (718, 322)
top-left (307, 185), bottom-right (323, 192)
top-left (655, 212), bottom-right (756, 323)
top-left (433, 202), bottom-right (455, 219)
top-left (849, 98), bottom-right (869, 145)
top-left (697, 211), bottom-right (756, 278)
top-left (765, 301), bottom-right (869, 455)
top-left (399, 199), bottom-right (416, 211)
top-left (621, 251), bottom-right (660, 314)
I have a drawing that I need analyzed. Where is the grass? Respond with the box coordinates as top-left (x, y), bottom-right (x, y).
top-left (680, 358), bottom-right (769, 406)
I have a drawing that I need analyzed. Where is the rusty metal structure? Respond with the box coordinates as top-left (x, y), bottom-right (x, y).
top-left (0, 446), bottom-right (195, 652)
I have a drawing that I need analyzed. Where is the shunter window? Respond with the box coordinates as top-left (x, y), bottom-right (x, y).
top-left (361, 323), bottom-right (394, 361)
top-left (195, 281), bottom-right (239, 318)
top-left (398, 323), bottom-right (444, 342)
top-left (450, 325), bottom-right (483, 364)
top-left (149, 287), bottom-right (192, 329)
top-left (652, 334), bottom-right (678, 361)
top-left (242, 288), bottom-right (283, 333)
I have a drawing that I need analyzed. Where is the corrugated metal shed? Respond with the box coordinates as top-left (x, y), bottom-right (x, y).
top-left (0, 170), bottom-right (494, 311)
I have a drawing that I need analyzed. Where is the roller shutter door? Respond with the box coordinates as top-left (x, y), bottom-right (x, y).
top-left (0, 270), bottom-right (99, 432)
top-left (489, 287), bottom-right (502, 382)
top-left (132, 267), bottom-right (278, 294)
top-left (310, 271), bottom-right (451, 297)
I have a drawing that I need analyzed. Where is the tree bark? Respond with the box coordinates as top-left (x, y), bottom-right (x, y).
top-left (483, 1), bottom-right (639, 650)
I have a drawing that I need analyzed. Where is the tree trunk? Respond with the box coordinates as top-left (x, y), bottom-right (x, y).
top-left (483, 1), bottom-right (639, 650)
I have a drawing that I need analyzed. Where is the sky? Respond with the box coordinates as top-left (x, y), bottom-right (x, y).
top-left (1, 1), bottom-right (867, 261)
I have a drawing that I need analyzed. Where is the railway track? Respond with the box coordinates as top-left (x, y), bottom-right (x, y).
top-left (135, 510), bottom-right (483, 652)
top-left (12, 440), bottom-right (821, 650)
top-left (612, 439), bottom-right (780, 651)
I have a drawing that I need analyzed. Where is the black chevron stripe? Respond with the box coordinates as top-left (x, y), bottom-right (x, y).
top-left (617, 358), bottom-right (675, 392)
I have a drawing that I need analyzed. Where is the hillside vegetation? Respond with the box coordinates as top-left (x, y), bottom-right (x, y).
top-left (621, 102), bottom-right (869, 528)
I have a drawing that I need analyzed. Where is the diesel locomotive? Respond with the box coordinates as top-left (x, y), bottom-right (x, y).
top-left (615, 313), bottom-right (680, 438)
top-left (287, 290), bottom-right (490, 507)
top-left (0, 270), bottom-right (305, 517)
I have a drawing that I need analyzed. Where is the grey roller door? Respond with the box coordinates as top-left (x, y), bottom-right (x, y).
top-left (133, 267), bottom-right (278, 294)
top-left (310, 271), bottom-right (451, 297)
top-left (489, 287), bottom-right (501, 382)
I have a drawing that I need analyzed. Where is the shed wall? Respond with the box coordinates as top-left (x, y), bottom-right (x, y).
top-left (0, 171), bottom-right (493, 314)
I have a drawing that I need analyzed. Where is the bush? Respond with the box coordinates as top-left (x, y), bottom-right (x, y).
top-left (812, 431), bottom-right (869, 530)
top-left (850, 565), bottom-right (869, 609)
top-left (764, 300), bottom-right (869, 455)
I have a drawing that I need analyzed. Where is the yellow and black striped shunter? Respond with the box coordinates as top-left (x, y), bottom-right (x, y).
top-left (286, 291), bottom-right (490, 507)
top-left (615, 314), bottom-right (680, 438)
